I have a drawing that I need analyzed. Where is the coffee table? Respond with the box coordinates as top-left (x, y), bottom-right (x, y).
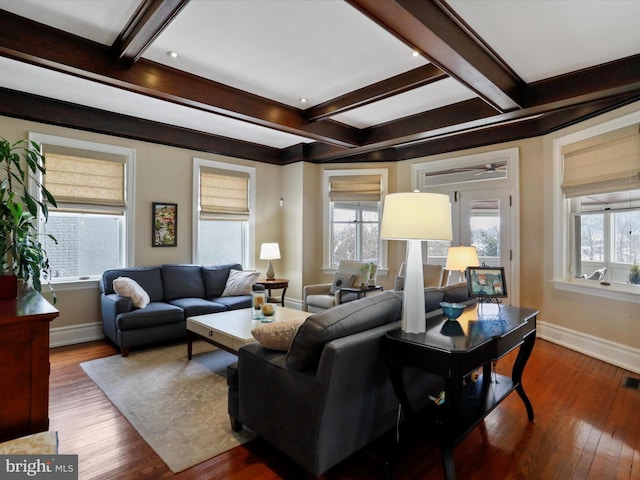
top-left (186, 306), bottom-right (312, 358)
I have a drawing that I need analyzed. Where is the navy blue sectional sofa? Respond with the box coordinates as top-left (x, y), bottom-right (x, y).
top-left (100, 263), bottom-right (252, 356)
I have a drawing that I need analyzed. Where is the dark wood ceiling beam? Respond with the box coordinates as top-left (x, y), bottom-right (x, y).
top-left (393, 93), bottom-right (640, 160)
top-left (362, 98), bottom-right (497, 146)
top-left (525, 54), bottom-right (640, 110)
top-left (0, 87), bottom-right (282, 163)
top-left (348, 0), bottom-right (523, 112)
top-left (112, 0), bottom-right (191, 64)
top-left (303, 64), bottom-right (448, 121)
top-left (0, 10), bottom-right (359, 148)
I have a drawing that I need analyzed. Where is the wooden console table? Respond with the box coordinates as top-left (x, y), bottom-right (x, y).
top-left (386, 304), bottom-right (538, 480)
top-left (0, 283), bottom-right (58, 442)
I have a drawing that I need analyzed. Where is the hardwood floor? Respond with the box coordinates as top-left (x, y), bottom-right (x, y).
top-left (49, 338), bottom-right (639, 479)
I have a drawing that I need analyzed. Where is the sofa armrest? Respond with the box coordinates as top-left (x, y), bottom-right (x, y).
top-left (303, 283), bottom-right (332, 296)
top-left (101, 293), bottom-right (133, 343)
top-left (303, 283), bottom-right (333, 311)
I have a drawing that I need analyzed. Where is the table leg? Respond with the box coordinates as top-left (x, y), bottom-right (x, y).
top-left (187, 331), bottom-right (193, 360)
top-left (442, 446), bottom-right (456, 480)
top-left (512, 332), bottom-right (536, 421)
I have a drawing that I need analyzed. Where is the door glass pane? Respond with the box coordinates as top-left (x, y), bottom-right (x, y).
top-left (469, 199), bottom-right (500, 261)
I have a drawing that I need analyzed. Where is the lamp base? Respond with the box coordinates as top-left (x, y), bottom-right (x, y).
top-left (266, 260), bottom-right (275, 280)
top-left (401, 239), bottom-right (426, 333)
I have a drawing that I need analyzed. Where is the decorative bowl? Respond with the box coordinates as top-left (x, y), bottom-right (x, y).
top-left (440, 302), bottom-right (466, 321)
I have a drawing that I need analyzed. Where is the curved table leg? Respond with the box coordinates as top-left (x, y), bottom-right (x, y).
top-left (512, 332), bottom-right (536, 421)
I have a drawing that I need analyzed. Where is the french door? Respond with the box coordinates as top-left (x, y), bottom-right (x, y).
top-left (426, 186), bottom-right (513, 304)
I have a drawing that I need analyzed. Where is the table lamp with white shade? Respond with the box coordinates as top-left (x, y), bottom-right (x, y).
top-left (381, 192), bottom-right (452, 333)
top-left (445, 246), bottom-right (479, 285)
top-left (260, 243), bottom-right (281, 280)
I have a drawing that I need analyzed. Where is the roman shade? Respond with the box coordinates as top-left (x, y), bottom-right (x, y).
top-left (329, 174), bottom-right (382, 202)
top-left (561, 124), bottom-right (640, 198)
top-left (200, 167), bottom-right (249, 220)
top-left (42, 146), bottom-right (126, 209)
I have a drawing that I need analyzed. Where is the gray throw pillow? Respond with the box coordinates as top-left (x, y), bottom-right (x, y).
top-left (328, 273), bottom-right (355, 295)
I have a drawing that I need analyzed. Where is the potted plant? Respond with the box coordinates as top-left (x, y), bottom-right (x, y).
top-left (360, 262), bottom-right (377, 288)
top-left (629, 261), bottom-right (640, 285)
top-left (0, 137), bottom-right (57, 299)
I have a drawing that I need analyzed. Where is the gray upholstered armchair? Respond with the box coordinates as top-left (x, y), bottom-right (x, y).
top-left (303, 260), bottom-right (378, 313)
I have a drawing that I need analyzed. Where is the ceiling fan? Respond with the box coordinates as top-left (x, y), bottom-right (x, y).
top-left (452, 162), bottom-right (508, 175)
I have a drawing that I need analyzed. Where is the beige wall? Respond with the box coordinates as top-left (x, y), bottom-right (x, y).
top-left (541, 101), bottom-right (640, 350)
top-left (3, 100), bottom-right (640, 355)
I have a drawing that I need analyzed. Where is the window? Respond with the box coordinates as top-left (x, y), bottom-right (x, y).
top-left (29, 133), bottom-right (134, 282)
top-left (556, 118), bottom-right (640, 295)
top-left (572, 191), bottom-right (640, 283)
top-left (323, 169), bottom-right (388, 269)
top-left (193, 158), bottom-right (255, 266)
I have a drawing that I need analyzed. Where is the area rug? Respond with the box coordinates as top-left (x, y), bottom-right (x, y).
top-left (80, 342), bottom-right (255, 473)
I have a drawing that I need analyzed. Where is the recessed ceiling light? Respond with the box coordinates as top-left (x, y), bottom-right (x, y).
top-left (167, 51), bottom-right (179, 59)
top-left (300, 98), bottom-right (307, 104)
top-left (412, 50), bottom-right (420, 57)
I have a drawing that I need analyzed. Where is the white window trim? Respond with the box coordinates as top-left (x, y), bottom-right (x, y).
top-left (192, 158), bottom-right (256, 268)
top-left (28, 132), bottom-right (135, 289)
top-left (553, 108), bottom-right (640, 303)
top-left (322, 168), bottom-right (388, 274)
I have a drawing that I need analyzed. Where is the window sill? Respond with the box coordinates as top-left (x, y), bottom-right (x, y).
top-left (43, 277), bottom-right (101, 293)
top-left (553, 278), bottom-right (640, 304)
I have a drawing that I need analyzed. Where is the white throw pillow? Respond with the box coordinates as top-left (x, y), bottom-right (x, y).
top-left (221, 269), bottom-right (260, 296)
top-left (113, 277), bottom-right (150, 309)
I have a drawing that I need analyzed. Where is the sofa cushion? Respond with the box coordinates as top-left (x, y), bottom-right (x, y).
top-left (162, 264), bottom-right (205, 301)
top-left (287, 291), bottom-right (402, 371)
top-left (202, 263), bottom-right (242, 298)
top-left (424, 287), bottom-right (446, 313)
top-left (442, 282), bottom-right (473, 304)
top-left (213, 295), bottom-right (252, 310)
top-left (167, 298), bottom-right (226, 317)
top-left (222, 270), bottom-right (259, 296)
top-left (251, 319), bottom-right (305, 351)
top-left (112, 277), bottom-right (150, 309)
top-left (116, 302), bottom-right (184, 330)
top-left (102, 267), bottom-right (165, 302)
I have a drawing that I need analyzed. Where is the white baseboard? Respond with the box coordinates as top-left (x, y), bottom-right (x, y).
top-left (50, 322), bottom-right (104, 348)
top-left (537, 321), bottom-right (640, 375)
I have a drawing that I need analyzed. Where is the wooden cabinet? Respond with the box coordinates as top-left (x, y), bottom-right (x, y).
top-left (0, 283), bottom-right (58, 442)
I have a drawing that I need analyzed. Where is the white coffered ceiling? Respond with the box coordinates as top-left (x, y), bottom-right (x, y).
top-left (0, 0), bottom-right (639, 161)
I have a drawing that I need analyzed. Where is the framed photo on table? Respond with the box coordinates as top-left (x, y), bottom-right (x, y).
top-left (466, 266), bottom-right (507, 299)
top-left (152, 202), bottom-right (177, 247)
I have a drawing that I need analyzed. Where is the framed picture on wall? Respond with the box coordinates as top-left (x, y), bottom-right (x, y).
top-left (466, 266), bottom-right (507, 298)
top-left (152, 202), bottom-right (177, 247)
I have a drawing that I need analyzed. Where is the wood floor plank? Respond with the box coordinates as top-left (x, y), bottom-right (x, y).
top-left (47, 338), bottom-right (640, 479)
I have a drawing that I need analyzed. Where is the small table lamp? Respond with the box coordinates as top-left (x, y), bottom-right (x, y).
top-left (260, 243), bottom-right (281, 280)
top-left (381, 192), bottom-right (452, 333)
top-left (445, 246), bottom-right (479, 285)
